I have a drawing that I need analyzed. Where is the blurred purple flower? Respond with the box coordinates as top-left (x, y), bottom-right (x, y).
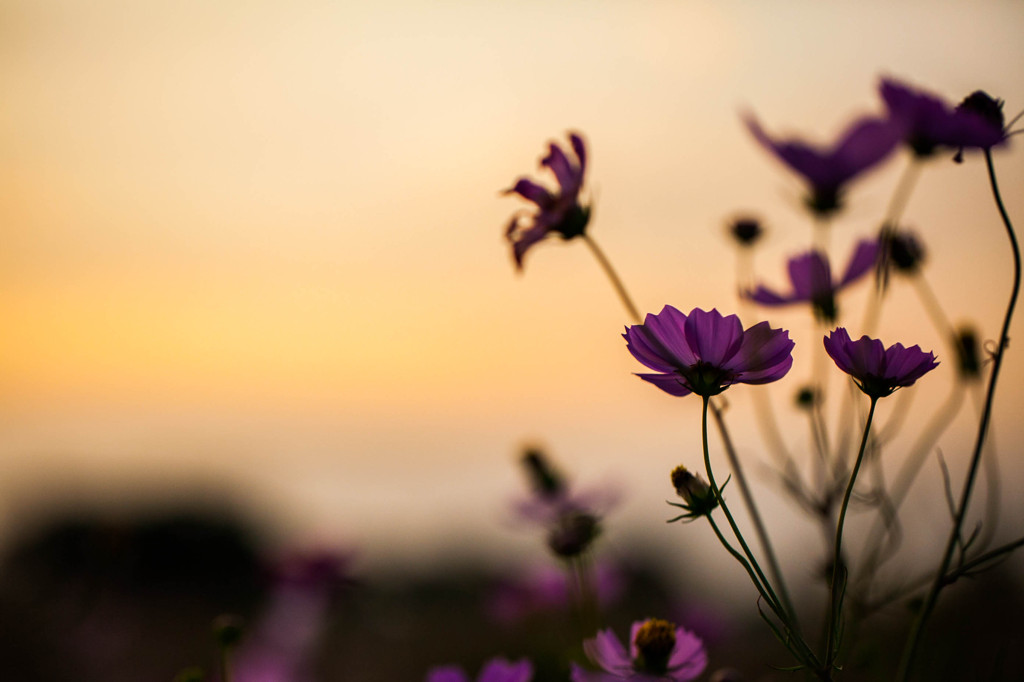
top-left (744, 112), bottom-right (901, 215)
top-left (823, 328), bottom-right (938, 398)
top-left (624, 306), bottom-right (794, 398)
top-left (427, 658), bottom-right (533, 682)
top-left (487, 562), bottom-right (624, 625)
top-left (744, 239), bottom-right (878, 321)
top-left (880, 77), bottom-right (1006, 158)
top-left (512, 449), bottom-right (620, 559)
top-left (504, 132), bottom-right (590, 269)
top-left (571, 619), bottom-right (707, 681)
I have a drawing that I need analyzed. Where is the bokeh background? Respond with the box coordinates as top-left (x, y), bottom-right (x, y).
top-left (2, 1), bottom-right (1024, 679)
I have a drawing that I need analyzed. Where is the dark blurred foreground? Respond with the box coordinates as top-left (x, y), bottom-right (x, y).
top-left (0, 503), bottom-right (1021, 682)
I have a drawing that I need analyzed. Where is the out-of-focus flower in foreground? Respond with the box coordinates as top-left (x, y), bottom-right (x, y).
top-left (880, 77), bottom-right (1006, 158)
top-left (571, 618), bottom-right (707, 681)
top-left (823, 328), bottom-right (938, 398)
top-left (427, 658), bottom-right (533, 682)
top-left (744, 239), bottom-right (878, 322)
top-left (504, 132), bottom-right (590, 269)
top-left (744, 112), bottom-right (901, 215)
top-left (624, 306), bottom-right (794, 398)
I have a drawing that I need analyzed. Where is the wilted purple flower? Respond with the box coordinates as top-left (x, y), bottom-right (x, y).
top-left (427, 658), bottom-right (533, 682)
top-left (745, 239), bottom-right (878, 322)
top-left (823, 328), bottom-right (938, 398)
top-left (880, 77), bottom-right (1006, 158)
top-left (571, 619), bottom-right (707, 682)
top-left (504, 132), bottom-right (590, 269)
top-left (512, 449), bottom-right (619, 559)
top-left (744, 112), bottom-right (901, 215)
top-left (624, 306), bottom-right (794, 398)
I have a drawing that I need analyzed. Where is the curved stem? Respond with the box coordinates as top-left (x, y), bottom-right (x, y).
top-left (709, 400), bottom-right (798, 628)
top-left (582, 234), bottom-right (641, 323)
top-left (700, 397), bottom-right (784, 618)
top-left (825, 396), bottom-right (878, 670)
top-left (898, 149), bottom-right (1021, 681)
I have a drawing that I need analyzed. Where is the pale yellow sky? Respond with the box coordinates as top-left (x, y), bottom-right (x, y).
top-left (1, 0), bottom-right (1023, 589)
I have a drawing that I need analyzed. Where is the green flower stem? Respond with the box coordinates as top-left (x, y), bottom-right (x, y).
top-left (824, 395), bottom-right (878, 672)
top-left (582, 234), bottom-right (641, 323)
top-left (708, 400), bottom-right (799, 629)
top-left (700, 398), bottom-right (779, 610)
top-left (898, 149), bottom-right (1022, 682)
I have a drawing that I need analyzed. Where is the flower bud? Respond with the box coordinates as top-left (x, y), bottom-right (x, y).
top-left (954, 326), bottom-right (982, 379)
top-left (521, 448), bottom-right (565, 499)
top-left (729, 217), bottom-right (763, 247)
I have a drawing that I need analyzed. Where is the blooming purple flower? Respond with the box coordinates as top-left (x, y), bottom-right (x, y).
top-left (624, 306), bottom-right (794, 398)
top-left (571, 619), bottom-right (707, 682)
top-left (823, 328), bottom-right (938, 398)
top-left (504, 132), bottom-right (590, 269)
top-left (427, 658), bottom-right (533, 682)
top-left (744, 112), bottom-right (901, 215)
top-left (744, 239), bottom-right (879, 321)
top-left (880, 77), bottom-right (1006, 158)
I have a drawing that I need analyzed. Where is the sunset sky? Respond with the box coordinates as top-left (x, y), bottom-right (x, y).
top-left (2, 0), bottom-right (1023, 595)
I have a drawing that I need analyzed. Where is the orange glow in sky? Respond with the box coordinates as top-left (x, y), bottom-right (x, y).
top-left (2, 1), bottom-right (1023, 583)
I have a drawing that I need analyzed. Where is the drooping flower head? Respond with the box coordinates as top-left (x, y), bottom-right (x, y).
top-left (503, 132), bottom-right (590, 269)
top-left (624, 307), bottom-right (794, 398)
top-left (745, 239), bottom-right (878, 322)
top-left (880, 77), bottom-right (1006, 158)
top-left (427, 658), bottom-right (533, 682)
top-left (744, 112), bottom-right (901, 215)
top-left (571, 619), bottom-right (707, 682)
top-left (823, 328), bottom-right (938, 398)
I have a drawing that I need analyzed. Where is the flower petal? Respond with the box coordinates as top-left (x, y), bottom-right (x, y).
top-left (838, 239), bottom-right (880, 289)
top-left (584, 629), bottom-right (634, 674)
top-left (478, 658), bottom-right (534, 682)
top-left (636, 372), bottom-right (693, 397)
top-left (542, 141), bottom-right (579, 195)
top-left (683, 308), bottom-right (744, 367)
top-left (666, 627), bottom-right (708, 681)
top-left (787, 251), bottom-right (832, 301)
top-left (830, 116), bottom-right (902, 184)
top-left (505, 178), bottom-right (555, 207)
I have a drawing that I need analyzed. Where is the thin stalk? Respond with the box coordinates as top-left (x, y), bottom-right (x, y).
top-left (582, 234), bottom-right (641, 323)
top-left (825, 396), bottom-right (878, 671)
top-left (700, 397), bottom-right (785, 620)
top-left (897, 149), bottom-right (1021, 682)
top-left (708, 400), bottom-right (799, 629)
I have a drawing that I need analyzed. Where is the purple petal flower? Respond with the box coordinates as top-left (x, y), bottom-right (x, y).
top-left (823, 328), bottom-right (938, 398)
top-left (504, 132), bottom-right (591, 269)
top-left (624, 307), bottom-right (793, 398)
top-left (880, 77), bottom-right (1006, 158)
top-left (427, 658), bottom-right (533, 682)
top-left (571, 619), bottom-right (707, 681)
top-left (744, 112), bottom-right (901, 215)
top-left (745, 239), bottom-right (878, 322)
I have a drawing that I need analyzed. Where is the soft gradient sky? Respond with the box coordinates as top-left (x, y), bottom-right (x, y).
top-left (2, 0), bottom-right (1023, 596)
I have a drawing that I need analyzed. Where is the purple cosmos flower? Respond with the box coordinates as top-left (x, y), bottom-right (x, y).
top-left (744, 112), bottom-right (901, 215)
top-left (880, 77), bottom-right (1006, 158)
top-left (823, 328), bottom-right (938, 398)
top-left (571, 619), bottom-right (707, 682)
top-left (504, 132), bottom-right (590, 269)
top-left (427, 658), bottom-right (533, 682)
top-left (745, 239), bottom-right (878, 322)
top-left (624, 306), bottom-right (794, 398)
